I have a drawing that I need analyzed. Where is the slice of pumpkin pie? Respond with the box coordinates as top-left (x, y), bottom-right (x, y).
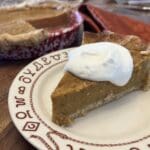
top-left (51, 32), bottom-right (150, 126)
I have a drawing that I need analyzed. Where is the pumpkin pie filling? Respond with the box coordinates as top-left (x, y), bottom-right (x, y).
top-left (51, 32), bottom-right (150, 126)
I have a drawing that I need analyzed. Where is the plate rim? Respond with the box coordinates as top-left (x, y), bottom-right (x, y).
top-left (8, 49), bottom-right (150, 150)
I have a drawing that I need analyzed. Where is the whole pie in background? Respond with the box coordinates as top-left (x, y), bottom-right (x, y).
top-left (0, 1), bottom-right (83, 60)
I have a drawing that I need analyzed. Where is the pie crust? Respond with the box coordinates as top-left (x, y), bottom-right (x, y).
top-left (51, 32), bottom-right (150, 126)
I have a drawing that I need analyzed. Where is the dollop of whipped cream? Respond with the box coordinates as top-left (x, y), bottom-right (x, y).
top-left (65, 42), bottom-right (133, 86)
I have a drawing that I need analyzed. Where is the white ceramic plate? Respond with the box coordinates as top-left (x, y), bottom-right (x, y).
top-left (8, 49), bottom-right (150, 150)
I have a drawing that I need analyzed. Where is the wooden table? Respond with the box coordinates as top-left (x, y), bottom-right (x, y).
top-left (0, 1), bottom-right (149, 150)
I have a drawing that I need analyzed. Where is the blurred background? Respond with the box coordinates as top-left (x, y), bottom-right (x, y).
top-left (0, 0), bottom-right (149, 24)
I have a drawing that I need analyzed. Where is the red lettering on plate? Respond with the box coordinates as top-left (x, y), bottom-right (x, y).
top-left (66, 144), bottom-right (86, 150)
top-left (26, 110), bottom-right (33, 118)
top-left (16, 110), bottom-right (33, 119)
top-left (41, 57), bottom-right (51, 65)
top-left (19, 75), bottom-right (32, 83)
top-left (15, 96), bottom-right (25, 107)
top-left (50, 54), bottom-right (61, 61)
top-left (33, 61), bottom-right (44, 71)
top-left (62, 51), bottom-right (68, 59)
top-left (23, 121), bottom-right (40, 131)
top-left (23, 68), bottom-right (35, 77)
top-left (16, 111), bottom-right (27, 119)
top-left (130, 147), bottom-right (140, 150)
top-left (18, 86), bottom-right (25, 94)
top-left (30, 134), bottom-right (52, 150)
top-left (66, 144), bottom-right (73, 150)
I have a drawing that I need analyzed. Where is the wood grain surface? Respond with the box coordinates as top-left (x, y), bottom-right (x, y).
top-left (0, 60), bottom-right (36, 150)
top-left (0, 1), bottom-right (149, 150)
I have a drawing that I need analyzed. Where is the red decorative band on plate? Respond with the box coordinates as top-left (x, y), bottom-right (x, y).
top-left (29, 60), bottom-right (150, 147)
